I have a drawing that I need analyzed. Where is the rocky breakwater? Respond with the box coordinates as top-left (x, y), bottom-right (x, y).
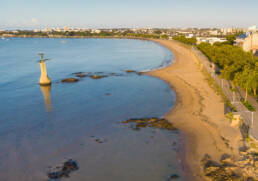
top-left (60, 70), bottom-right (144, 83)
top-left (60, 72), bottom-right (122, 83)
top-left (201, 149), bottom-right (258, 181)
top-left (61, 78), bottom-right (79, 83)
top-left (122, 117), bottom-right (177, 131)
top-left (47, 159), bottom-right (79, 179)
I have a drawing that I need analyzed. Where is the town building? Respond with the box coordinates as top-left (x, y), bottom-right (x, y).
top-left (248, 25), bottom-right (257, 32)
top-left (53, 27), bottom-right (61, 32)
top-left (242, 33), bottom-right (258, 54)
top-left (220, 27), bottom-right (240, 35)
top-left (209, 30), bottom-right (219, 36)
top-left (63, 26), bottom-right (70, 32)
top-left (42, 28), bottom-right (52, 33)
top-left (186, 33), bottom-right (194, 38)
top-left (235, 34), bottom-right (247, 46)
top-left (196, 37), bottom-right (227, 45)
top-left (91, 29), bottom-right (101, 34)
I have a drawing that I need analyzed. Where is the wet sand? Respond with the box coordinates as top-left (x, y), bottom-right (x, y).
top-left (146, 39), bottom-right (243, 181)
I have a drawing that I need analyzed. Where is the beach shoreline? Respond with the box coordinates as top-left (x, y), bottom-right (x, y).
top-left (1, 36), bottom-right (249, 180)
top-left (145, 39), bottom-right (244, 181)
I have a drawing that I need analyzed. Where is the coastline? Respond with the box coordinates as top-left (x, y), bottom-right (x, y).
top-left (0, 34), bottom-right (153, 40)
top-left (2, 36), bottom-right (250, 180)
top-left (145, 39), bottom-right (244, 181)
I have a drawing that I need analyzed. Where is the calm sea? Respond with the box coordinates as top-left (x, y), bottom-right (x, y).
top-left (0, 38), bottom-right (187, 181)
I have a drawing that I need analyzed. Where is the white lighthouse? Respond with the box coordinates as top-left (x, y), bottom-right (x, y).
top-left (38, 53), bottom-right (51, 85)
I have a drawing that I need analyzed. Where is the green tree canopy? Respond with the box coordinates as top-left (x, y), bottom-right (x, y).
top-left (198, 42), bottom-right (258, 97)
top-left (173, 35), bottom-right (197, 45)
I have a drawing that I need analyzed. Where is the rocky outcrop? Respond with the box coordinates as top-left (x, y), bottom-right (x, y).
top-left (125, 70), bottom-right (143, 75)
top-left (61, 78), bottom-right (79, 83)
top-left (201, 152), bottom-right (258, 181)
top-left (60, 71), bottom-right (137, 84)
top-left (72, 72), bottom-right (123, 80)
top-left (47, 159), bottom-right (79, 179)
top-left (122, 117), bottom-right (177, 131)
top-left (90, 75), bottom-right (108, 79)
top-left (61, 71), bottom-right (142, 83)
top-left (74, 72), bottom-right (87, 78)
top-left (125, 69), bottom-right (136, 73)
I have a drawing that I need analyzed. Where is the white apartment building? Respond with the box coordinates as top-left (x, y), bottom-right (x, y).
top-left (243, 33), bottom-right (258, 54)
top-left (197, 37), bottom-right (227, 45)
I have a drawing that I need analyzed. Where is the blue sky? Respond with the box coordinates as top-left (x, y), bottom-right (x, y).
top-left (1, 0), bottom-right (257, 29)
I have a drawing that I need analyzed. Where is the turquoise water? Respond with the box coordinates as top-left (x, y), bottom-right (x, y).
top-left (0, 38), bottom-right (187, 181)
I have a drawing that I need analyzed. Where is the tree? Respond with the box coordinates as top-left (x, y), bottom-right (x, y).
top-left (233, 67), bottom-right (254, 101)
top-left (65, 31), bottom-right (74, 36)
top-left (161, 34), bottom-right (168, 39)
top-left (173, 36), bottom-right (197, 45)
top-left (154, 30), bottom-right (162, 34)
top-left (248, 69), bottom-right (258, 96)
top-left (225, 34), bottom-right (237, 45)
top-left (197, 42), bottom-right (258, 98)
top-left (225, 32), bottom-right (242, 45)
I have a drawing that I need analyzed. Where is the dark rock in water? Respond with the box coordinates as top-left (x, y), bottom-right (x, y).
top-left (96, 138), bottom-right (107, 143)
top-left (110, 72), bottom-right (120, 76)
top-left (95, 138), bottom-right (103, 143)
top-left (48, 171), bottom-right (66, 179)
top-left (125, 69), bottom-right (144, 76)
top-left (125, 70), bottom-right (144, 76)
top-left (72, 72), bottom-right (88, 78)
top-left (122, 117), bottom-right (177, 131)
top-left (47, 159), bottom-right (79, 179)
top-left (61, 78), bottom-right (79, 83)
top-left (71, 71), bottom-right (124, 80)
top-left (91, 136), bottom-right (106, 143)
top-left (74, 72), bottom-right (87, 78)
top-left (125, 69), bottom-right (136, 73)
top-left (105, 93), bottom-right (111, 96)
top-left (90, 75), bottom-right (108, 79)
top-left (63, 160), bottom-right (79, 171)
top-left (168, 174), bottom-right (180, 180)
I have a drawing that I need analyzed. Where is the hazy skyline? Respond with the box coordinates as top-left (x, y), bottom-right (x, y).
top-left (1, 0), bottom-right (258, 29)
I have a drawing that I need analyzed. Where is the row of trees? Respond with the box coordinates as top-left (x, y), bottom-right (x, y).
top-left (2, 30), bottom-right (168, 39)
top-left (126, 33), bottom-right (160, 39)
top-left (172, 33), bottom-right (241, 46)
top-left (197, 42), bottom-right (258, 100)
top-left (9, 31), bottom-right (49, 36)
top-left (172, 35), bottom-right (197, 45)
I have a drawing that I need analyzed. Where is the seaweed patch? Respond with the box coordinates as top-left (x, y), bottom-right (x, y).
top-left (122, 117), bottom-right (177, 131)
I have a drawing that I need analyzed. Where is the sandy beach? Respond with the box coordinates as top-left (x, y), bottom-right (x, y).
top-left (146, 39), bottom-right (244, 181)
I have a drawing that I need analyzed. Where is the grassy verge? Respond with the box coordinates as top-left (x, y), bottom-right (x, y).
top-left (241, 100), bottom-right (256, 112)
top-left (201, 68), bottom-right (237, 112)
top-left (225, 112), bottom-right (234, 122)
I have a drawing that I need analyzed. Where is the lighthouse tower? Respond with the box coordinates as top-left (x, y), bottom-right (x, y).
top-left (38, 53), bottom-right (51, 85)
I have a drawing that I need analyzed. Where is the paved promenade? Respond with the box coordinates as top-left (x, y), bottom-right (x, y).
top-left (192, 47), bottom-right (258, 141)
